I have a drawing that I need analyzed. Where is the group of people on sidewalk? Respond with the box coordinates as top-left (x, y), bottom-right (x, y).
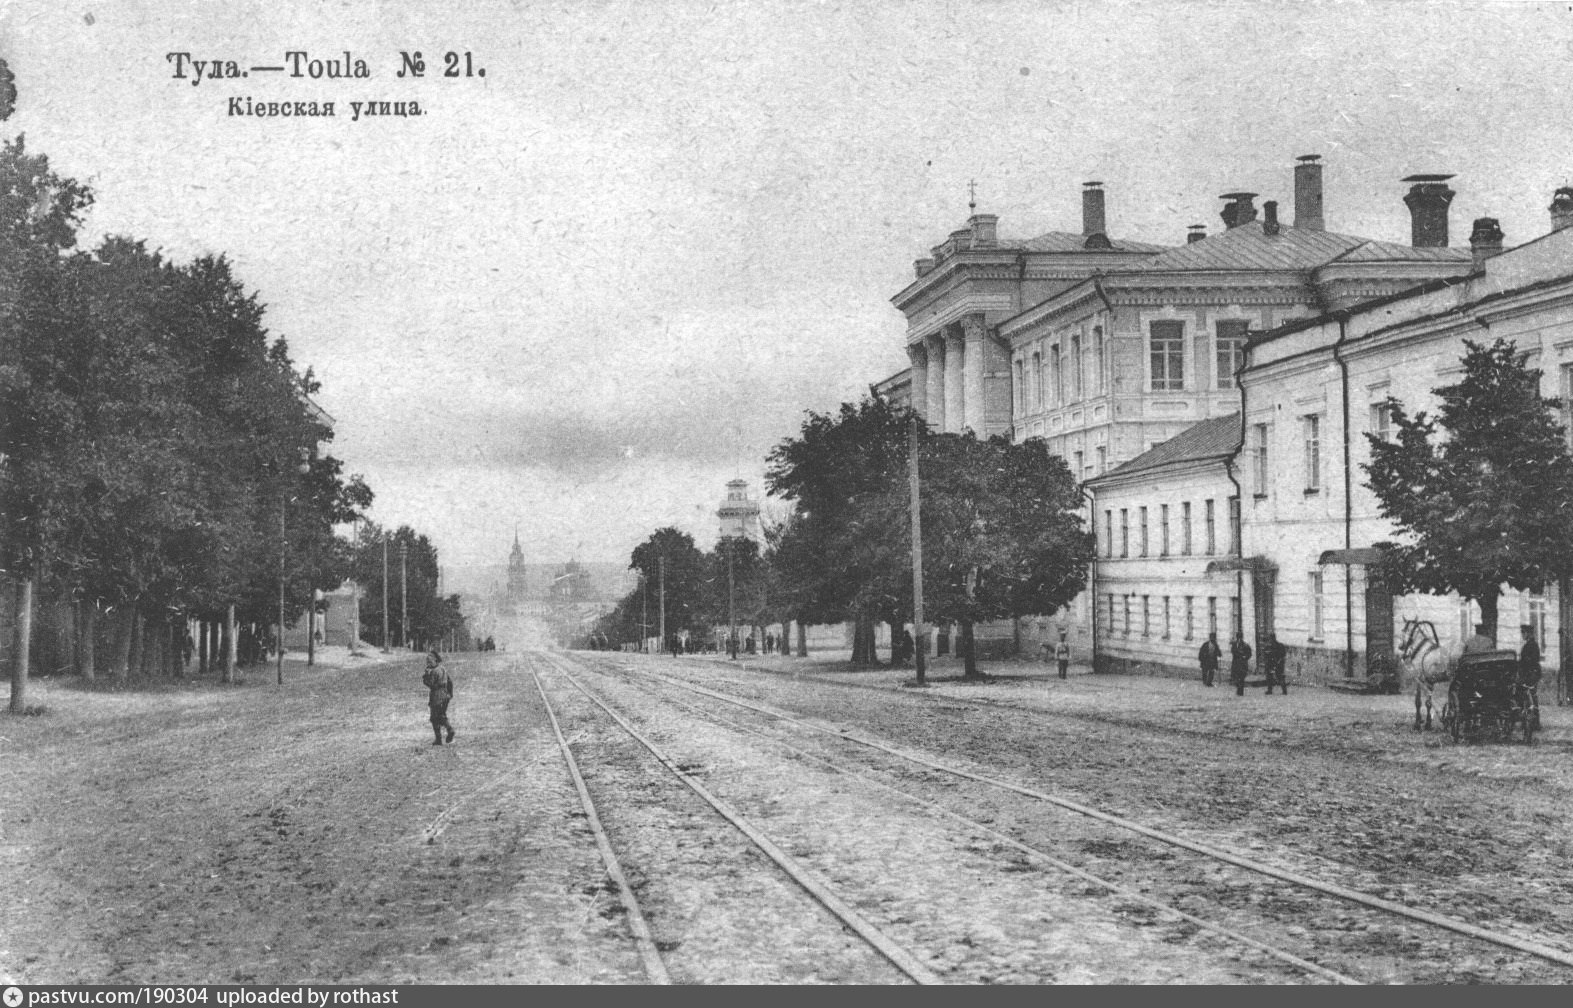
top-left (1197, 631), bottom-right (1287, 696)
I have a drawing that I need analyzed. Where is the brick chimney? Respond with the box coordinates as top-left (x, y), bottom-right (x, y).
top-left (1082, 181), bottom-right (1112, 249)
top-left (1550, 186), bottom-right (1573, 232)
top-left (1219, 192), bottom-right (1258, 229)
top-left (968, 213), bottom-right (998, 248)
top-left (1402, 174), bottom-right (1456, 248)
top-left (1263, 200), bottom-right (1281, 236)
top-left (1187, 224), bottom-right (1207, 244)
top-left (1293, 155), bottom-right (1324, 230)
top-left (1469, 217), bottom-right (1504, 268)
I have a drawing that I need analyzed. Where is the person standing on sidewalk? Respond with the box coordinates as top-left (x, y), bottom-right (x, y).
top-left (1198, 632), bottom-right (1221, 687)
top-left (422, 650), bottom-right (455, 746)
top-left (1262, 632), bottom-right (1288, 695)
top-left (1229, 632), bottom-right (1252, 697)
top-left (1054, 632), bottom-right (1071, 680)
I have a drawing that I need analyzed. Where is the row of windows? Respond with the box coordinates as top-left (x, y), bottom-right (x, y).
top-left (1103, 593), bottom-right (1243, 640)
top-left (1248, 405), bottom-right (1396, 497)
top-left (1101, 498), bottom-right (1240, 559)
top-left (1013, 326), bottom-right (1106, 416)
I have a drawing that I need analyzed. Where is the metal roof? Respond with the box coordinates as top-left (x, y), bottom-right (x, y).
top-left (1096, 414), bottom-right (1241, 480)
top-left (1132, 221), bottom-right (1470, 272)
top-left (998, 230), bottom-right (1172, 254)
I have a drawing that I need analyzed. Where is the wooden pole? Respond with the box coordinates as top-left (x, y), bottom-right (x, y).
top-left (909, 414), bottom-right (927, 685)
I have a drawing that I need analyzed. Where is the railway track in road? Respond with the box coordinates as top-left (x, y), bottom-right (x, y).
top-left (528, 654), bottom-right (938, 984)
top-left (561, 650), bottom-right (1573, 984)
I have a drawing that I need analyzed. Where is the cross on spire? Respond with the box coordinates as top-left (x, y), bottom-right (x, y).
top-left (968, 179), bottom-right (977, 214)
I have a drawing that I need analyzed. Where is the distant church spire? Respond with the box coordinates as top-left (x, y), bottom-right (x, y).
top-left (968, 178), bottom-right (977, 215)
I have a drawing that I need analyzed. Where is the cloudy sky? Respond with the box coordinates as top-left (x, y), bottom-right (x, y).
top-left (4, 0), bottom-right (1572, 571)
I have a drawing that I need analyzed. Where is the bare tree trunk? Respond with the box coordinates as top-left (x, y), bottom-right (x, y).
top-left (80, 602), bottom-right (96, 682)
top-left (960, 620), bottom-right (981, 678)
top-left (110, 607), bottom-right (133, 681)
top-left (850, 617), bottom-right (878, 666)
top-left (10, 578), bottom-right (33, 713)
top-left (128, 610), bottom-right (144, 679)
top-left (197, 617), bottom-right (209, 676)
top-left (223, 604), bottom-right (237, 684)
top-left (796, 620), bottom-right (807, 657)
top-left (1479, 593), bottom-right (1500, 647)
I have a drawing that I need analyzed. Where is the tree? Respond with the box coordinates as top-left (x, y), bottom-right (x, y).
top-left (1364, 338), bottom-right (1573, 642)
top-left (629, 528), bottom-right (706, 641)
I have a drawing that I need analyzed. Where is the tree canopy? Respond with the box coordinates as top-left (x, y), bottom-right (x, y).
top-left (1364, 337), bottom-right (1573, 641)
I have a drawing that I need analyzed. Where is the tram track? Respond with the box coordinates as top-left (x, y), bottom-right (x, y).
top-left (559, 650), bottom-right (1573, 983)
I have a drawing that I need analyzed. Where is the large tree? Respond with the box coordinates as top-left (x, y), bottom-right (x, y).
top-left (1364, 338), bottom-right (1573, 642)
top-left (629, 527), bottom-right (707, 641)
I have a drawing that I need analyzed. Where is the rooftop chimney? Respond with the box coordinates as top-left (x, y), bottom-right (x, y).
top-left (1402, 174), bottom-right (1456, 248)
top-left (1550, 186), bottom-right (1573, 232)
top-left (968, 213), bottom-right (999, 248)
top-left (914, 257), bottom-right (935, 278)
top-left (1262, 200), bottom-right (1281, 236)
top-left (1469, 217), bottom-right (1504, 268)
top-left (1186, 224), bottom-right (1207, 244)
top-left (1293, 154), bottom-right (1324, 230)
top-left (1219, 192), bottom-right (1258, 229)
top-left (1082, 181), bottom-right (1111, 248)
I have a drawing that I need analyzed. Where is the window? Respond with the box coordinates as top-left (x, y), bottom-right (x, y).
top-left (1309, 571), bottom-right (1325, 640)
top-left (1120, 509), bottom-right (1129, 558)
top-left (1012, 359), bottom-right (1024, 416)
top-left (1458, 598), bottom-right (1478, 645)
top-left (1160, 504), bottom-right (1170, 556)
top-left (1184, 596), bottom-right (1195, 640)
top-left (1074, 450), bottom-right (1085, 480)
top-left (1204, 499), bottom-right (1216, 554)
top-left (1251, 422), bottom-right (1269, 496)
top-left (1091, 325), bottom-right (1105, 396)
top-left (1051, 344), bottom-right (1063, 407)
top-left (1229, 496), bottom-right (1242, 554)
top-left (1230, 596), bottom-right (1243, 638)
top-left (1095, 445), bottom-right (1107, 474)
top-left (1304, 414), bottom-right (1322, 491)
top-left (1106, 594), bottom-right (1116, 634)
top-left (1104, 509), bottom-right (1113, 557)
top-left (1181, 502), bottom-right (1193, 555)
top-left (1216, 319), bottom-right (1249, 389)
top-left (1070, 333), bottom-right (1083, 401)
top-left (1208, 597), bottom-right (1218, 637)
top-left (1163, 596), bottom-right (1172, 639)
top-left (1524, 590), bottom-right (1549, 650)
top-left (1149, 321), bottom-right (1185, 391)
top-left (1142, 596), bottom-right (1151, 637)
top-left (1123, 594), bottom-right (1132, 636)
top-left (1370, 402), bottom-right (1392, 443)
top-left (1031, 351), bottom-right (1043, 411)
top-left (1139, 507), bottom-right (1149, 557)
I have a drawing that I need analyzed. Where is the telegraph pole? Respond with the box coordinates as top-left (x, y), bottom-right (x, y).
top-left (909, 413), bottom-right (927, 685)
top-left (658, 554), bottom-right (667, 655)
top-left (399, 542), bottom-right (409, 651)
top-left (381, 534), bottom-right (390, 653)
top-left (277, 500), bottom-right (286, 686)
top-left (727, 541), bottom-right (737, 661)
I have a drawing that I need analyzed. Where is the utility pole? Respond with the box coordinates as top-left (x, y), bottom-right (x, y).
top-left (641, 573), bottom-right (649, 653)
top-left (399, 541), bottom-right (409, 651)
top-left (727, 540), bottom-right (737, 661)
top-left (277, 499), bottom-right (286, 686)
top-left (658, 554), bottom-right (667, 655)
top-left (381, 534), bottom-right (390, 653)
top-left (909, 413), bottom-right (927, 685)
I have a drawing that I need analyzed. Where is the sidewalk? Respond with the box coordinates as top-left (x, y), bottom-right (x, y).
top-left (655, 649), bottom-right (1573, 789)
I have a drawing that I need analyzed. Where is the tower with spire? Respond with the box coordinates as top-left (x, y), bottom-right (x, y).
top-left (507, 530), bottom-right (526, 606)
top-left (717, 480), bottom-right (761, 542)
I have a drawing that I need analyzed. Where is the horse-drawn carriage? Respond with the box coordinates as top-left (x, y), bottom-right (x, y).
top-left (1440, 649), bottom-right (1540, 744)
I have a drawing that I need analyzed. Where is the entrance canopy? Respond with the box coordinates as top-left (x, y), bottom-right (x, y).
top-left (1204, 555), bottom-right (1277, 575)
top-left (1319, 547), bottom-right (1385, 566)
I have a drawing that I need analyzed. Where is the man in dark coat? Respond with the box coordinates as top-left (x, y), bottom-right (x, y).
top-left (1263, 632), bottom-right (1288, 695)
top-left (1229, 632), bottom-right (1252, 697)
top-left (1198, 632), bottom-right (1221, 687)
top-left (1519, 624), bottom-right (1542, 686)
top-left (422, 650), bottom-right (455, 746)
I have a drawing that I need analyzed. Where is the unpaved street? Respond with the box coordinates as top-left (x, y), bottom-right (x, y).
top-left (2, 649), bottom-right (1570, 985)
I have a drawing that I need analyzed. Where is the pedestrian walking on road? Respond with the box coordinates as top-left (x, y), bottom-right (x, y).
top-left (1263, 632), bottom-right (1288, 695)
top-left (1198, 632), bottom-right (1221, 687)
top-left (422, 650), bottom-right (455, 746)
top-left (1229, 632), bottom-right (1252, 697)
top-left (1054, 632), bottom-right (1071, 679)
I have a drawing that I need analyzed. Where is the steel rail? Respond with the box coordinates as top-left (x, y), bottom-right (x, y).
top-left (531, 665), bottom-right (671, 984)
top-left (539, 654), bottom-right (944, 985)
top-left (579, 657), bottom-right (1359, 984)
top-left (613, 658), bottom-right (1573, 973)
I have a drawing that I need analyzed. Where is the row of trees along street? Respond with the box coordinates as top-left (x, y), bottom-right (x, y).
top-left (593, 396), bottom-right (1096, 678)
top-left (0, 80), bottom-right (464, 713)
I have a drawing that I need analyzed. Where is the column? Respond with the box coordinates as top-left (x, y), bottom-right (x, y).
top-left (925, 334), bottom-right (946, 432)
top-left (943, 328), bottom-right (965, 434)
top-left (962, 314), bottom-right (987, 434)
top-left (905, 341), bottom-right (929, 419)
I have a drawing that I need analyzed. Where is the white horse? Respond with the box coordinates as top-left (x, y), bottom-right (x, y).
top-left (1399, 618), bottom-right (1451, 730)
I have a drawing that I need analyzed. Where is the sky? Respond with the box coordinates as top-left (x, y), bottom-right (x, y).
top-left (4, 0), bottom-right (1573, 572)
